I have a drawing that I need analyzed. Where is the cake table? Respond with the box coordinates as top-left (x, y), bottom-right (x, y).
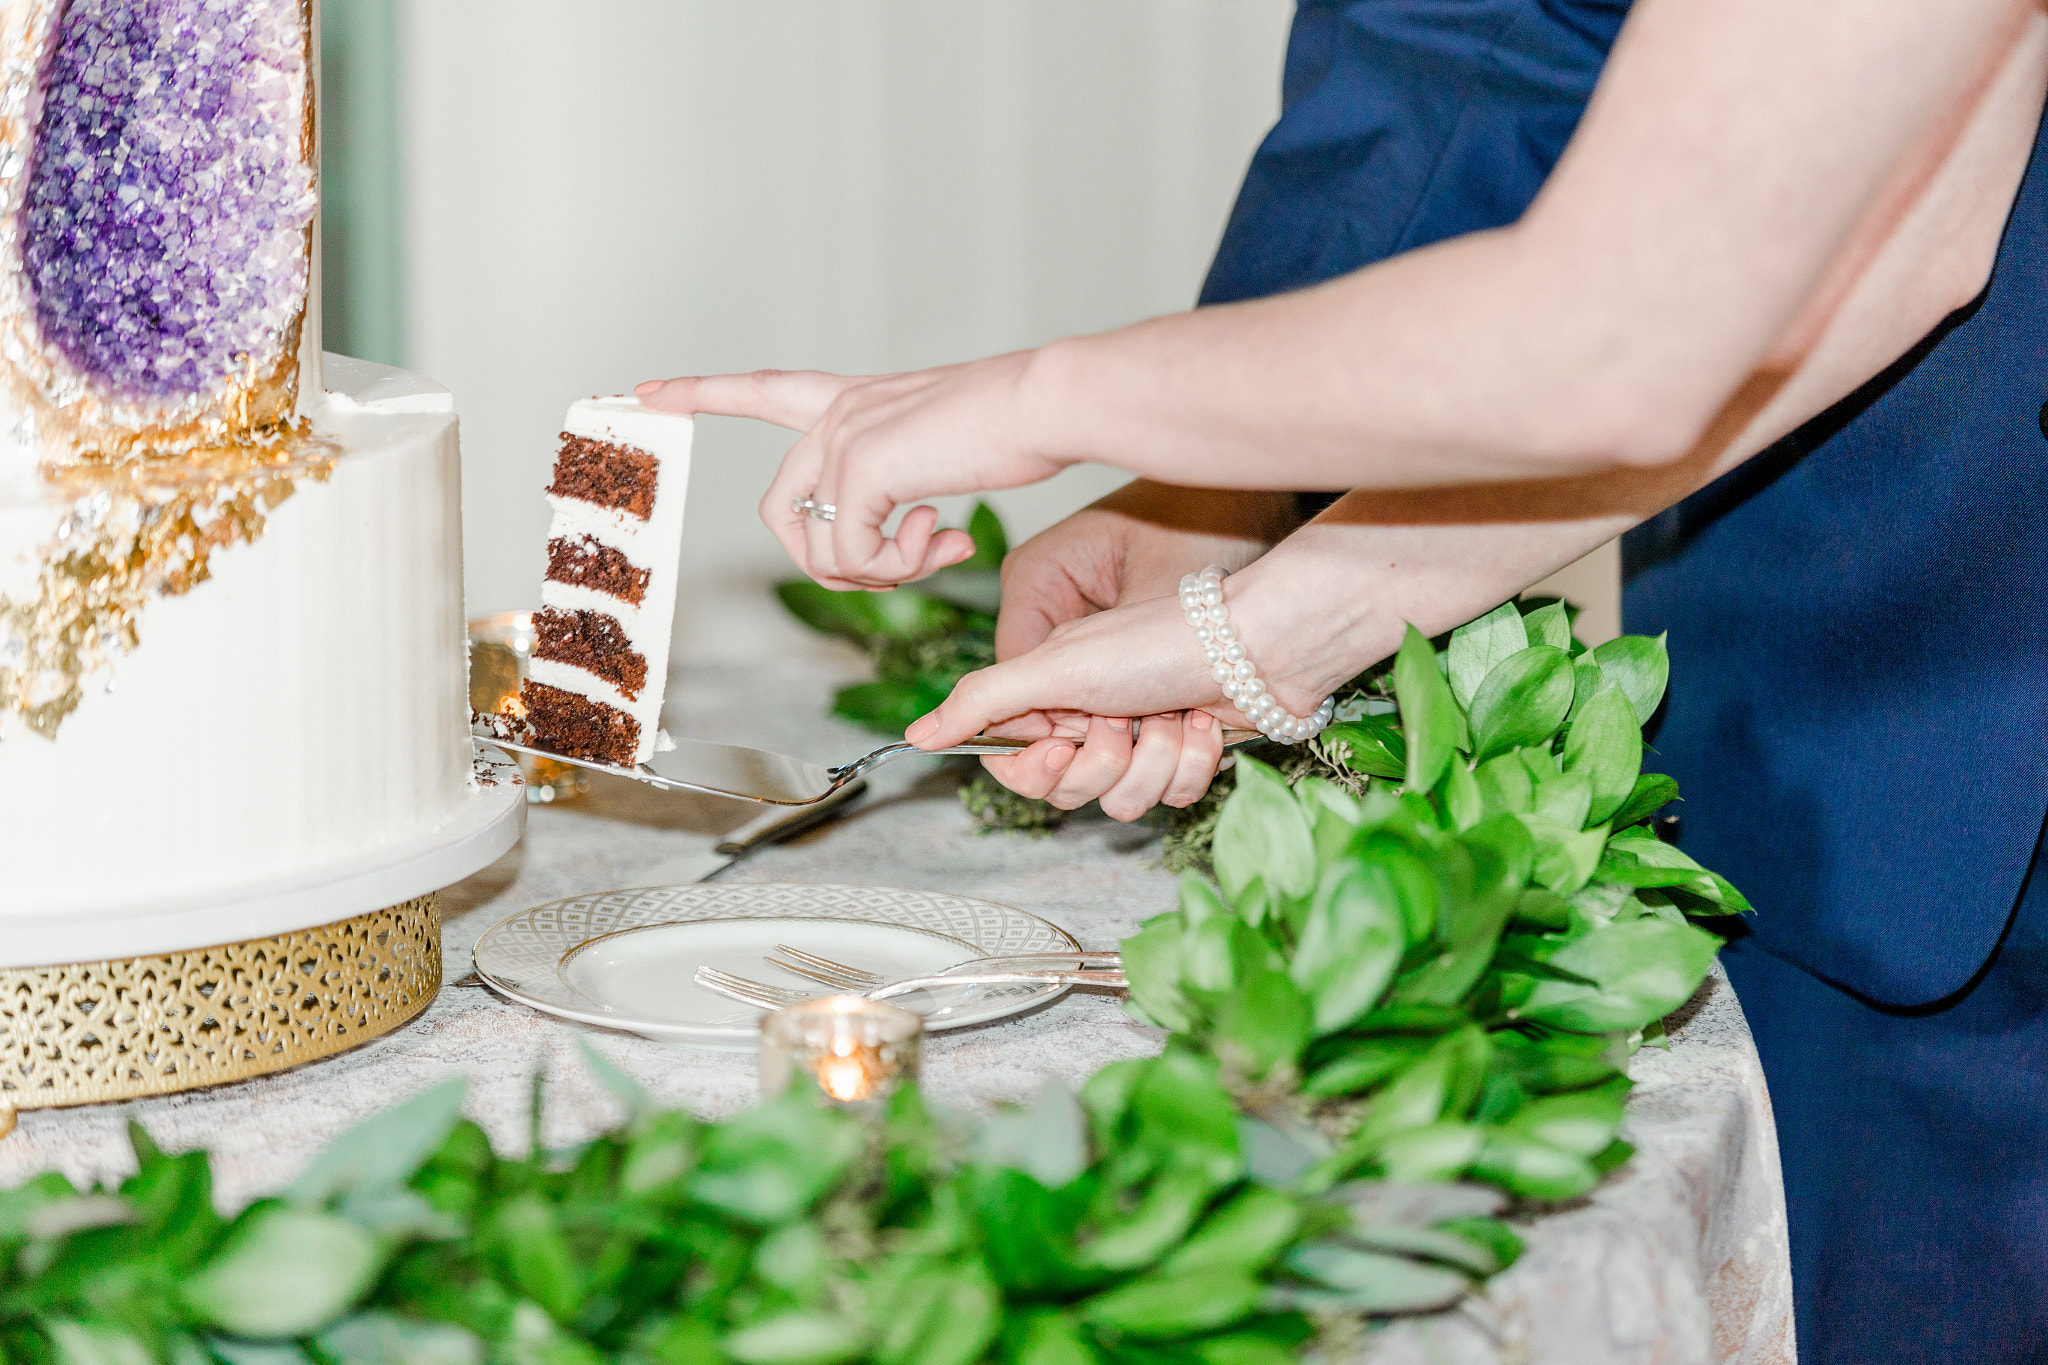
top-left (0, 659), bottom-right (1793, 1364)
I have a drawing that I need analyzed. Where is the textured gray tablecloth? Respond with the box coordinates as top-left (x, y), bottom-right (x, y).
top-left (0, 661), bottom-right (1794, 1364)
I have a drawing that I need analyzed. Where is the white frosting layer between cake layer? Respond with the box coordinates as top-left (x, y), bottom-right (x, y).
top-left (0, 354), bottom-right (472, 924)
top-left (538, 396), bottom-right (692, 765)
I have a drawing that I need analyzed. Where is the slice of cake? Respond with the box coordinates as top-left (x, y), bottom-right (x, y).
top-left (521, 397), bottom-right (692, 767)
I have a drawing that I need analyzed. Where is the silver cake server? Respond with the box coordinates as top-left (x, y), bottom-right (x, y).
top-left (478, 725), bottom-right (1259, 807)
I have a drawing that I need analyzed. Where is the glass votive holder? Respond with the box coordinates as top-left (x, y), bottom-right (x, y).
top-left (759, 996), bottom-right (923, 1106)
top-left (467, 611), bottom-right (587, 805)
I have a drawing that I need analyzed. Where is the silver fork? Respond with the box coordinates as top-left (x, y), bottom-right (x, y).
top-left (767, 943), bottom-right (1122, 991)
top-left (693, 964), bottom-right (1127, 1011)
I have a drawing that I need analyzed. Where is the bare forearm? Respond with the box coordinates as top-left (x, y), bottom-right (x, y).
top-left (1018, 0), bottom-right (2033, 494)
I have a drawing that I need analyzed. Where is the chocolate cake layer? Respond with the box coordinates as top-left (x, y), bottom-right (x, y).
top-left (547, 434), bottom-right (658, 520)
top-left (532, 607), bottom-right (648, 699)
top-left (545, 534), bottom-right (650, 606)
top-left (521, 679), bottom-right (641, 767)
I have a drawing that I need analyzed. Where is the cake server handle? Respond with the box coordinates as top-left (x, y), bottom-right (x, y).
top-left (828, 726), bottom-right (1263, 784)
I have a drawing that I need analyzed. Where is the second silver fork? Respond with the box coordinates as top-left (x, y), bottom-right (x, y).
top-left (768, 943), bottom-right (1122, 991)
top-left (694, 964), bottom-right (1128, 1012)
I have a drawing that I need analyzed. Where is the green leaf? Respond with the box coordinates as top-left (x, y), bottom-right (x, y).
top-left (1435, 1217), bottom-right (1525, 1275)
top-left (723, 1313), bottom-right (866, 1365)
top-left (1468, 646), bottom-right (1574, 764)
top-left (1394, 625), bottom-right (1468, 791)
top-left (45, 1324), bottom-right (154, 1365)
top-left (576, 1039), bottom-right (650, 1120)
top-left (1010, 1314), bottom-right (1101, 1365)
top-left (1470, 1130), bottom-right (1599, 1202)
top-left (1563, 682), bottom-right (1642, 826)
top-left (1237, 1116), bottom-right (1329, 1186)
top-left (1519, 601), bottom-right (1573, 651)
top-left (1302, 1037), bottom-right (1434, 1098)
top-left (1375, 1122), bottom-right (1482, 1184)
top-left (1320, 717), bottom-right (1406, 781)
top-left (1197, 1338), bottom-right (1301, 1365)
top-left (774, 580), bottom-right (888, 642)
top-left (1161, 1186), bottom-right (1304, 1274)
top-left (1473, 753), bottom-right (1535, 818)
top-left (832, 678), bottom-right (947, 734)
top-left (1531, 822), bottom-right (1608, 898)
top-left (1283, 1244), bottom-right (1470, 1314)
top-left (1516, 919), bottom-right (1721, 1033)
top-left (690, 1093), bottom-right (864, 1224)
top-left (285, 1080), bottom-right (466, 1206)
top-left (1347, 1028), bottom-right (1484, 1151)
top-left (1076, 1166), bottom-right (1216, 1272)
top-left (973, 1078), bottom-right (1090, 1189)
top-left (1591, 634), bottom-right (1670, 725)
top-left (500, 1303), bottom-right (604, 1365)
top-left (1079, 1267), bottom-right (1263, 1338)
top-left (1346, 1218), bottom-right (1502, 1275)
top-left (872, 1260), bottom-right (1001, 1365)
top-left (1213, 759), bottom-right (1316, 904)
top-left (1297, 777), bottom-right (1368, 866)
top-left (754, 1223), bottom-right (828, 1294)
top-left (1290, 865), bottom-right (1407, 1036)
top-left (1120, 915), bottom-right (1196, 1034)
top-left (1447, 603), bottom-right (1528, 710)
top-left (488, 1192), bottom-right (583, 1323)
top-left (1215, 966), bottom-right (1313, 1080)
top-left (620, 1111), bottom-right (702, 1196)
top-left (1432, 761), bottom-right (1482, 833)
top-left (316, 1315), bottom-right (483, 1365)
top-left (964, 500), bottom-right (1009, 568)
top-left (1610, 773), bottom-right (1681, 830)
top-left (1501, 1077), bottom-right (1631, 1158)
top-left (1128, 1052), bottom-right (1243, 1183)
top-left (183, 1204), bottom-right (383, 1339)
top-left (208, 1342), bottom-right (315, 1365)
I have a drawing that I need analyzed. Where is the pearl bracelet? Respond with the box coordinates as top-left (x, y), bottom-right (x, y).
top-left (1179, 565), bottom-right (1335, 745)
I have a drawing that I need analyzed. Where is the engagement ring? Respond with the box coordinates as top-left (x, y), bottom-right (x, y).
top-left (793, 496), bottom-right (836, 522)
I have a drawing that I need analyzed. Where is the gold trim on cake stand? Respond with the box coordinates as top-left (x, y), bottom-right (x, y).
top-left (0, 895), bottom-right (443, 1136)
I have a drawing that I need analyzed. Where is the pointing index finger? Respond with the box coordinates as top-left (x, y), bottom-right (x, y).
top-left (635, 370), bottom-right (860, 431)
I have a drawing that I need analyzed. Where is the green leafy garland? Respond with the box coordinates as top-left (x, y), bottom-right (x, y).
top-left (0, 606), bottom-right (1741, 1365)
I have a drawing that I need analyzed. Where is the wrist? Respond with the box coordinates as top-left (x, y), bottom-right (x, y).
top-left (1014, 338), bottom-right (1090, 474)
top-left (1180, 565), bottom-right (1336, 744)
top-left (1226, 554), bottom-right (1377, 714)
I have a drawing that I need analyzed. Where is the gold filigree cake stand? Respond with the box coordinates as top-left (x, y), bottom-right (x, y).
top-left (0, 895), bottom-right (445, 1138)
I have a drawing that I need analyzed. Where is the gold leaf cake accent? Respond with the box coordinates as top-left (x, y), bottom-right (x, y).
top-left (0, 427), bottom-right (334, 738)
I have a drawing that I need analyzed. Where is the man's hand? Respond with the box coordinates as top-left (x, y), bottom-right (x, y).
top-left (977, 482), bottom-right (1298, 817)
top-left (994, 481), bottom-right (1299, 658)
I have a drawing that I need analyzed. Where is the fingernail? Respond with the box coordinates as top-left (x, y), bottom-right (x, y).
top-left (1189, 710), bottom-right (1214, 731)
top-left (905, 713), bottom-right (940, 744)
top-left (1045, 744), bottom-right (1076, 774)
top-left (1106, 716), bottom-right (1130, 732)
top-left (633, 380), bottom-right (661, 396)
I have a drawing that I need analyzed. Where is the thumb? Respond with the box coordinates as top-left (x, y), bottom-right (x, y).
top-left (904, 663), bottom-right (1039, 750)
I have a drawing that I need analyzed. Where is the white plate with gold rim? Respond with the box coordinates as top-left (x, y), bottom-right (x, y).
top-left (471, 883), bottom-right (1082, 1047)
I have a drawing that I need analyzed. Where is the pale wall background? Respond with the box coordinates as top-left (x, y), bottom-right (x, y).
top-left (367, 0), bottom-right (1618, 668)
top-left (392, 0), bottom-right (1298, 664)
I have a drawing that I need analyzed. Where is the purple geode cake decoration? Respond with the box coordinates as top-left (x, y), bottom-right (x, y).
top-left (24, 0), bottom-right (314, 403)
top-left (0, 0), bottom-right (313, 459)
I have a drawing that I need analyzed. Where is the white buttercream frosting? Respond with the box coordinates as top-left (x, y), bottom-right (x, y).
top-left (0, 355), bottom-right (472, 924)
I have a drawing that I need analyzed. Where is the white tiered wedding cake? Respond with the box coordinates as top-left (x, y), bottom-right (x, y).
top-left (0, 0), bottom-right (515, 974)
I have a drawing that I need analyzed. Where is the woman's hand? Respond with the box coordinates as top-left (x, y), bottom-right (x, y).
top-left (636, 357), bottom-right (1068, 590)
top-left (915, 594), bottom-right (1254, 819)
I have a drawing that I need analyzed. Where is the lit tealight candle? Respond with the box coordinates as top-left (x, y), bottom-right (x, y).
top-left (759, 995), bottom-right (922, 1105)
